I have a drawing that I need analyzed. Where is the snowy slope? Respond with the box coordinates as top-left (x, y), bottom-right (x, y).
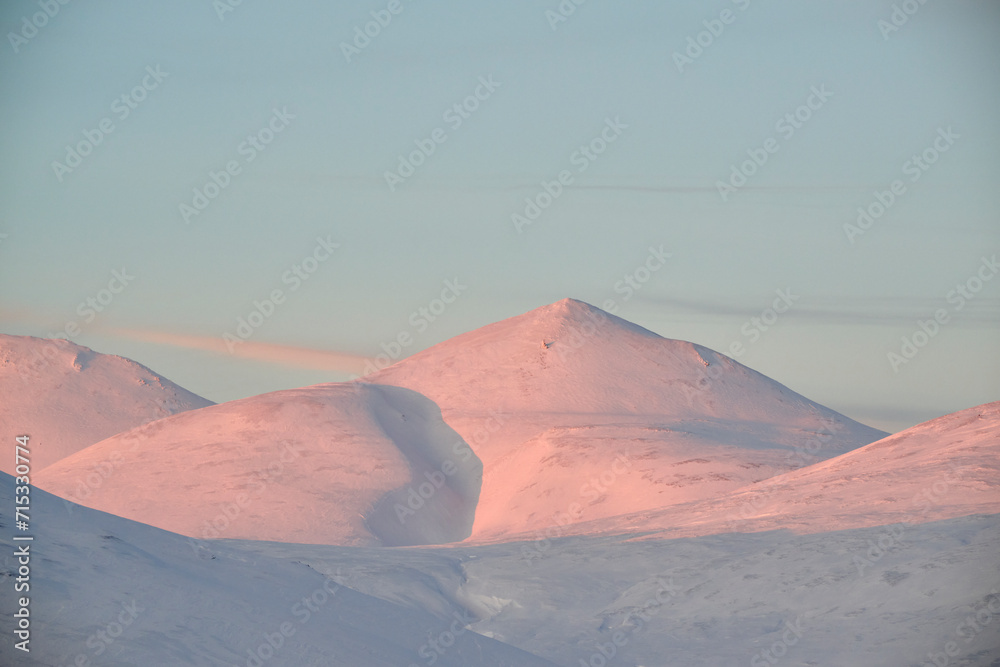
top-left (532, 400), bottom-right (1000, 542)
top-left (0, 335), bottom-right (212, 474)
top-left (8, 470), bottom-right (997, 666)
top-left (367, 298), bottom-right (888, 539)
top-left (34, 383), bottom-right (483, 546)
top-left (237, 515), bottom-right (1000, 667)
top-left (0, 474), bottom-right (557, 666)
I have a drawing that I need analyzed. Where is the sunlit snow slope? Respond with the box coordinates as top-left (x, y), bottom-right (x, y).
top-left (368, 298), bottom-right (888, 540)
top-left (0, 334), bottom-right (212, 474)
top-left (548, 400), bottom-right (1000, 541)
top-left (35, 383), bottom-right (482, 546)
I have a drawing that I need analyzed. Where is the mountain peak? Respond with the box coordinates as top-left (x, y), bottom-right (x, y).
top-left (540, 297), bottom-right (599, 315)
top-left (366, 301), bottom-right (887, 541)
top-left (367, 300), bottom-right (883, 438)
top-left (526, 297), bottom-right (659, 338)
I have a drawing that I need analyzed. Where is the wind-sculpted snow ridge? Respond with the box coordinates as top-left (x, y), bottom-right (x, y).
top-left (35, 383), bottom-right (483, 546)
top-left (368, 298), bottom-right (889, 539)
top-left (0, 334), bottom-right (213, 474)
top-left (0, 474), bottom-right (557, 666)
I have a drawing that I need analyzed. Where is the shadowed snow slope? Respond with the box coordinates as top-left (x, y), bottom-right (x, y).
top-left (0, 475), bottom-right (556, 666)
top-left (234, 514), bottom-right (1000, 667)
top-left (368, 298), bottom-right (888, 540)
top-left (0, 334), bottom-right (212, 474)
top-left (550, 400), bottom-right (1000, 541)
top-left (35, 383), bottom-right (483, 546)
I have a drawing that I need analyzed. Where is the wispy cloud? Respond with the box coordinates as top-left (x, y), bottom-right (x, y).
top-left (636, 294), bottom-right (1000, 326)
top-left (105, 327), bottom-right (372, 374)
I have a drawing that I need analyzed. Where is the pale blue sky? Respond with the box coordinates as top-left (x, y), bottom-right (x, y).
top-left (1, 0), bottom-right (998, 432)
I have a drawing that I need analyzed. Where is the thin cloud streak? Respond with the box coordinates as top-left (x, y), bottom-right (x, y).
top-left (105, 327), bottom-right (372, 375)
top-left (637, 294), bottom-right (1000, 326)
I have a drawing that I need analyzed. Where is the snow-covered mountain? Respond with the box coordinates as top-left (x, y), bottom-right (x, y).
top-left (35, 383), bottom-right (482, 546)
top-left (4, 306), bottom-right (998, 666)
top-left (33, 300), bottom-right (892, 547)
top-left (368, 298), bottom-right (888, 539)
top-left (0, 335), bottom-right (212, 474)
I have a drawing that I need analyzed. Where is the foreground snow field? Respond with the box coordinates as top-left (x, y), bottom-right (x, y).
top-left (2, 477), bottom-right (997, 666)
top-left (0, 477), bottom-right (555, 666)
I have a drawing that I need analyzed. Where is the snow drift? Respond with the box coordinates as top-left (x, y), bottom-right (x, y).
top-left (35, 383), bottom-right (483, 546)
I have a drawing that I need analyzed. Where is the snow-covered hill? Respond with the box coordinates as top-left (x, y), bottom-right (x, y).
top-left (34, 383), bottom-right (482, 546)
top-left (0, 335), bottom-right (212, 474)
top-left (32, 300), bottom-right (891, 547)
top-left (529, 400), bottom-right (1000, 542)
top-left (368, 298), bottom-right (888, 539)
top-left (0, 474), bottom-right (557, 666)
